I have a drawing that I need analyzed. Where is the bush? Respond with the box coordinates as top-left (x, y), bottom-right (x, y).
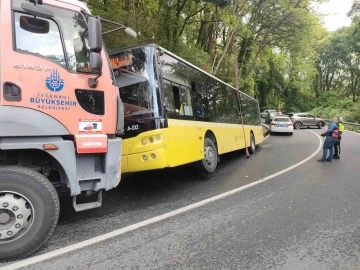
top-left (310, 92), bottom-right (360, 123)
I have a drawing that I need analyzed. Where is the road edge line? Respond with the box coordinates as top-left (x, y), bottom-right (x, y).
top-left (345, 130), bottom-right (360, 135)
top-left (1, 130), bottom-right (322, 270)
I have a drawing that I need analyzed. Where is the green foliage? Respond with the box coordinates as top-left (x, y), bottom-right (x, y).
top-left (84, 0), bottom-right (359, 122)
top-left (311, 92), bottom-right (360, 123)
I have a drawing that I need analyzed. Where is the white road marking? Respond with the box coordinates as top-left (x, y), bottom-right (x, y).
top-left (1, 130), bottom-right (322, 270)
top-left (345, 130), bottom-right (360, 135)
top-left (325, 125), bottom-right (359, 135)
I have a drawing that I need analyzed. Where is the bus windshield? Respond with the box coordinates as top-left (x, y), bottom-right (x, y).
top-left (111, 47), bottom-right (161, 119)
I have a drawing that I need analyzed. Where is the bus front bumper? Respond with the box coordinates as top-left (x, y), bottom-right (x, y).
top-left (121, 147), bottom-right (169, 173)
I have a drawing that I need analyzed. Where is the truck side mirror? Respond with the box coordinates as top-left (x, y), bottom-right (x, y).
top-left (88, 53), bottom-right (103, 88)
top-left (20, 16), bottom-right (49, 34)
top-left (163, 97), bottom-right (169, 108)
top-left (90, 52), bottom-right (103, 72)
top-left (88, 16), bottom-right (102, 53)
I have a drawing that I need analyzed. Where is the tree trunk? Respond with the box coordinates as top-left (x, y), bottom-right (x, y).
top-left (213, 28), bottom-right (235, 75)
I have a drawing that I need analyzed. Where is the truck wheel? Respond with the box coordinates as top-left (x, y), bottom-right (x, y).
top-left (196, 138), bottom-right (218, 173)
top-left (0, 166), bottom-right (59, 262)
top-left (248, 132), bottom-right (256, 154)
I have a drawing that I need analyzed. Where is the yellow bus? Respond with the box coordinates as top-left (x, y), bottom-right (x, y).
top-left (109, 44), bottom-right (264, 173)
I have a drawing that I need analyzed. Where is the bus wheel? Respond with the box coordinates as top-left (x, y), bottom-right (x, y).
top-left (196, 138), bottom-right (218, 173)
top-left (248, 132), bottom-right (256, 154)
top-left (0, 166), bottom-right (59, 262)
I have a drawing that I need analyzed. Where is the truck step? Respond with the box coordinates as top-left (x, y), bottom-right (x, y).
top-left (77, 172), bottom-right (104, 181)
top-left (72, 190), bottom-right (102, 212)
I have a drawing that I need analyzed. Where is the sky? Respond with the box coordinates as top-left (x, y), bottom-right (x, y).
top-left (314, 0), bottom-right (354, 31)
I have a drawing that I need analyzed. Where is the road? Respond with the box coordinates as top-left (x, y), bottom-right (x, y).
top-left (2, 128), bottom-right (360, 269)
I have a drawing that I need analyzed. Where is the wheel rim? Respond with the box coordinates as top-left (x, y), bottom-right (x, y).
top-left (295, 123), bottom-right (301, 129)
top-left (204, 145), bottom-right (216, 166)
top-left (0, 191), bottom-right (34, 243)
top-left (319, 122), bottom-right (323, 127)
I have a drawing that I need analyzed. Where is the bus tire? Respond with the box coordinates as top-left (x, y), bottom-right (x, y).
top-left (0, 166), bottom-right (59, 262)
top-left (196, 138), bottom-right (218, 173)
top-left (248, 132), bottom-right (256, 154)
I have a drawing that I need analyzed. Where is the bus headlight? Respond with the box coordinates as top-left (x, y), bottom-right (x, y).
top-left (149, 137), bottom-right (154, 143)
top-left (141, 139), bottom-right (147, 145)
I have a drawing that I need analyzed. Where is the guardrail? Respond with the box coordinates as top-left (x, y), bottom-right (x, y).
top-left (324, 119), bottom-right (360, 133)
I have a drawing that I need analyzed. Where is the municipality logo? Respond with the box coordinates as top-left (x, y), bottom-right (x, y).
top-left (46, 69), bottom-right (64, 92)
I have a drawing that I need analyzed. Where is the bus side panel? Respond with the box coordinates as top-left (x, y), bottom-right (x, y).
top-left (211, 124), bottom-right (263, 154)
top-left (252, 125), bottom-right (265, 145)
top-left (120, 120), bottom-right (264, 172)
top-left (207, 124), bottom-right (243, 155)
top-left (166, 119), bottom-right (263, 168)
top-left (165, 119), bottom-right (203, 167)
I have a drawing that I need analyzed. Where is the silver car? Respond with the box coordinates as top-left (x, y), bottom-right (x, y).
top-left (261, 109), bottom-right (276, 118)
top-left (265, 111), bottom-right (282, 124)
top-left (287, 113), bottom-right (325, 129)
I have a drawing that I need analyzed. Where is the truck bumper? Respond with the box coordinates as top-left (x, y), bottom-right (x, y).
top-left (104, 137), bottom-right (122, 190)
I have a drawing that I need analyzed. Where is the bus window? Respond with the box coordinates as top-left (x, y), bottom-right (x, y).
top-left (164, 80), bottom-right (193, 117)
top-left (160, 53), bottom-right (189, 87)
top-left (190, 81), bottom-right (208, 119)
top-left (112, 47), bottom-right (159, 119)
top-left (172, 84), bottom-right (181, 112)
top-left (180, 86), bottom-right (193, 116)
top-left (239, 93), bottom-right (260, 125)
top-left (163, 80), bottom-right (176, 113)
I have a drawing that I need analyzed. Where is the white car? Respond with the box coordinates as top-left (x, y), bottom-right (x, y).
top-left (270, 117), bottom-right (293, 135)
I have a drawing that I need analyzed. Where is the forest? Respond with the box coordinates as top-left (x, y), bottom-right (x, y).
top-left (86, 0), bottom-right (360, 123)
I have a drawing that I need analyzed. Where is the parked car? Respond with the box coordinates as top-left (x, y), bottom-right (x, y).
top-left (270, 116), bottom-right (293, 135)
top-left (265, 111), bottom-right (283, 124)
top-left (286, 113), bottom-right (325, 129)
top-left (261, 109), bottom-right (276, 118)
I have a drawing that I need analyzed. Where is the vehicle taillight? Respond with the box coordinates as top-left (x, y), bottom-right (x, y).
top-left (271, 123), bottom-right (276, 126)
top-left (288, 123), bottom-right (293, 126)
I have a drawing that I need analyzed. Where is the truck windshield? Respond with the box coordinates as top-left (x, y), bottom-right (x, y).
top-left (13, 0), bottom-right (95, 74)
top-left (110, 46), bottom-right (161, 119)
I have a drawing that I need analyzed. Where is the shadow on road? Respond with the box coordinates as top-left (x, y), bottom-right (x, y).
top-left (269, 133), bottom-right (293, 136)
top-left (57, 147), bottom-right (254, 223)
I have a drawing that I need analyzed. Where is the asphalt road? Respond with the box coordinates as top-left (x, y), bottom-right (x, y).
top-left (2, 128), bottom-right (360, 269)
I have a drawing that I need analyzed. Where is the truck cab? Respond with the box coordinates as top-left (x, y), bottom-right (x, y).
top-left (0, 0), bottom-right (130, 261)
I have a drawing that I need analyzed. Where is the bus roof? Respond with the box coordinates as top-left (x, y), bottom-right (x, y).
top-left (110, 43), bottom-right (258, 103)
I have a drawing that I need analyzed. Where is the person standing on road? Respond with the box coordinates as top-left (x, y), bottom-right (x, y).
top-left (317, 116), bottom-right (339, 162)
top-left (333, 117), bottom-right (345, 159)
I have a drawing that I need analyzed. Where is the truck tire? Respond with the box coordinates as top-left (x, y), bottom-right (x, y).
top-left (0, 166), bottom-right (59, 262)
top-left (196, 138), bottom-right (218, 173)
